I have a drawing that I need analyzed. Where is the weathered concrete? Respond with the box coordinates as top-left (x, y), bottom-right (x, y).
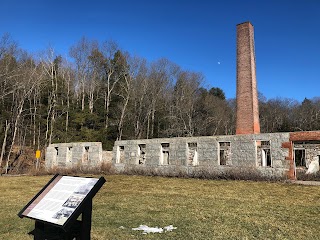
top-left (112, 133), bottom-right (291, 178)
top-left (45, 142), bottom-right (104, 169)
top-left (111, 131), bottom-right (320, 179)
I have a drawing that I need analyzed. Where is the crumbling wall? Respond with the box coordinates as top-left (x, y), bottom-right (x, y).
top-left (112, 133), bottom-right (292, 178)
top-left (102, 151), bottom-right (113, 163)
top-left (294, 143), bottom-right (320, 168)
top-left (281, 131), bottom-right (320, 178)
top-left (45, 142), bottom-right (103, 169)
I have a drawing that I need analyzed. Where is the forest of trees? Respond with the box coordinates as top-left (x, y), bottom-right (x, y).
top-left (0, 33), bottom-right (320, 171)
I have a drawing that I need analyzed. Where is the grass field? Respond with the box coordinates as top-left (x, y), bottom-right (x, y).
top-left (1, 175), bottom-right (320, 239)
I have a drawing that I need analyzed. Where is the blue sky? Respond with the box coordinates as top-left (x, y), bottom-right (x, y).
top-left (1, 0), bottom-right (319, 102)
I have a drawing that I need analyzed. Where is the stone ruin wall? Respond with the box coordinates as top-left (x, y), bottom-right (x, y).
top-left (45, 142), bottom-right (111, 169)
top-left (43, 132), bottom-right (320, 179)
top-left (112, 132), bottom-right (292, 178)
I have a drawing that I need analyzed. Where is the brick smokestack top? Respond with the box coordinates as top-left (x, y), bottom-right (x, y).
top-left (236, 22), bottom-right (260, 134)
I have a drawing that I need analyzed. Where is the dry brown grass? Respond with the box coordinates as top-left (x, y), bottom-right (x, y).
top-left (25, 162), bottom-right (114, 176)
top-left (1, 175), bottom-right (320, 239)
top-left (123, 165), bottom-right (286, 181)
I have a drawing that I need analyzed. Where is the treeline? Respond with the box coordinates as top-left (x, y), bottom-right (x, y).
top-left (0, 33), bottom-right (319, 170)
top-left (259, 96), bottom-right (320, 133)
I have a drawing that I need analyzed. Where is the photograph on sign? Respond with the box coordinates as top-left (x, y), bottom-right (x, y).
top-left (20, 176), bottom-right (98, 226)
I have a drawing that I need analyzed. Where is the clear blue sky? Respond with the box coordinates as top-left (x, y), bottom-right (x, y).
top-left (1, 0), bottom-right (319, 102)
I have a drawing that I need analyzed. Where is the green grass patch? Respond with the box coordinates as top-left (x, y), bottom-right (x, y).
top-left (1, 175), bottom-right (320, 239)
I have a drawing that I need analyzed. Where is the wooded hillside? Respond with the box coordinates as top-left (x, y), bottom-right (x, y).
top-left (1, 34), bottom-right (319, 171)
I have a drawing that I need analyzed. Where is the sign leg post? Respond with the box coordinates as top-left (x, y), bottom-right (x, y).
top-left (33, 221), bottom-right (44, 240)
top-left (80, 198), bottom-right (92, 240)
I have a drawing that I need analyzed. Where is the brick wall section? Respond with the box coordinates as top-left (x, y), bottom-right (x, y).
top-left (281, 131), bottom-right (320, 180)
top-left (236, 22), bottom-right (260, 134)
top-left (289, 131), bottom-right (320, 141)
top-left (281, 141), bottom-right (295, 179)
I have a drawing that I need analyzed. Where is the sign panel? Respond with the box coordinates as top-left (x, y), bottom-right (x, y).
top-left (35, 150), bottom-right (41, 159)
top-left (18, 174), bottom-right (105, 227)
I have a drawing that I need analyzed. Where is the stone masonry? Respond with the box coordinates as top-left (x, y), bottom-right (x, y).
top-left (45, 142), bottom-right (103, 169)
top-left (112, 131), bottom-right (320, 179)
top-left (112, 133), bottom-right (291, 178)
top-left (236, 22), bottom-right (260, 134)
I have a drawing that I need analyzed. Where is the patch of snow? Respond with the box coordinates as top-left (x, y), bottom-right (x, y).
top-left (164, 225), bottom-right (177, 232)
top-left (132, 225), bottom-right (177, 234)
top-left (132, 225), bottom-right (163, 234)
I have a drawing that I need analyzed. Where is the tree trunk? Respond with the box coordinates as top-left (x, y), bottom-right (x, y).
top-left (0, 120), bottom-right (10, 168)
top-left (5, 102), bottom-right (23, 174)
top-left (117, 95), bottom-right (129, 140)
top-left (89, 91), bottom-right (94, 114)
top-left (49, 108), bottom-right (55, 145)
top-left (45, 101), bottom-right (52, 142)
top-left (81, 81), bottom-right (85, 111)
top-left (151, 106), bottom-right (155, 138)
top-left (146, 112), bottom-right (150, 139)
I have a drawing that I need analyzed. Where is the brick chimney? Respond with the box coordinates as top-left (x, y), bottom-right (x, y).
top-left (236, 22), bottom-right (260, 134)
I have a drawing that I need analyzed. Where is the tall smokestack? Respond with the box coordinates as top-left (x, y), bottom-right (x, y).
top-left (236, 22), bottom-right (260, 134)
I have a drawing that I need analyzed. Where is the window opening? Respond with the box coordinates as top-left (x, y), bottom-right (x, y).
top-left (257, 141), bottom-right (271, 167)
top-left (294, 149), bottom-right (306, 167)
top-left (138, 144), bottom-right (146, 164)
top-left (262, 149), bottom-right (271, 167)
top-left (55, 147), bottom-right (59, 156)
top-left (117, 146), bottom-right (125, 163)
top-left (188, 142), bottom-right (198, 166)
top-left (67, 147), bottom-right (72, 163)
top-left (83, 146), bottom-right (89, 162)
top-left (161, 143), bottom-right (170, 165)
top-left (219, 142), bottom-right (230, 165)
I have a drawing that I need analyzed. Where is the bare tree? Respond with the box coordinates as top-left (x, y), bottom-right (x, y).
top-left (116, 53), bottom-right (142, 140)
top-left (41, 48), bottom-right (59, 145)
top-left (100, 40), bottom-right (122, 130)
top-left (0, 34), bottom-right (19, 100)
top-left (0, 120), bottom-right (10, 168)
top-left (69, 37), bottom-right (95, 111)
top-left (147, 58), bottom-right (179, 138)
top-left (128, 58), bottom-right (149, 139)
top-left (60, 60), bottom-right (75, 132)
top-left (168, 71), bottom-right (203, 137)
top-left (4, 56), bottom-right (42, 172)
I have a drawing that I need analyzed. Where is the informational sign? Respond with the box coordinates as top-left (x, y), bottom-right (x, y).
top-left (18, 175), bottom-right (105, 228)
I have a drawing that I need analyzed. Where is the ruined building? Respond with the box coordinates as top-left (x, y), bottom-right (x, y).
top-left (111, 22), bottom-right (320, 179)
top-left (44, 22), bottom-right (320, 179)
top-left (45, 142), bottom-right (105, 169)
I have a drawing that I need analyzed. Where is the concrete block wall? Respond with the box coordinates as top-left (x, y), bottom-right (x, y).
top-left (45, 142), bottom-right (103, 169)
top-left (112, 133), bottom-right (291, 177)
top-left (44, 131), bottom-right (320, 179)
